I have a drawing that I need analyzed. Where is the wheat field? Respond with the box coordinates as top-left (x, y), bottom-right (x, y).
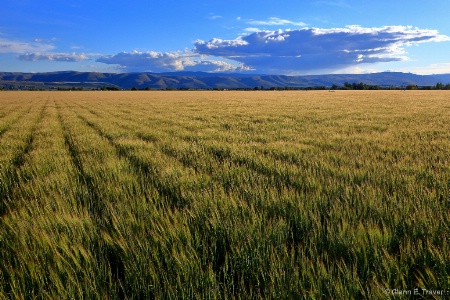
top-left (0, 90), bottom-right (449, 299)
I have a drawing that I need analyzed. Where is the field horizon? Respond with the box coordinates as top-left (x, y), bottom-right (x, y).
top-left (1, 90), bottom-right (449, 298)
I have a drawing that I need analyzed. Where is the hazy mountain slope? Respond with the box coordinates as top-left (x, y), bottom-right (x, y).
top-left (1, 71), bottom-right (448, 89)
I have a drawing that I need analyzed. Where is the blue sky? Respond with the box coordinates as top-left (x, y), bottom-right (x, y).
top-left (1, 0), bottom-right (449, 75)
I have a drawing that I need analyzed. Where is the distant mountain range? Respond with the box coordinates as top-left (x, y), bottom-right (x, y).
top-left (1, 71), bottom-right (450, 90)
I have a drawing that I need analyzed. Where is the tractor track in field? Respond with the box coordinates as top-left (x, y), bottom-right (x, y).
top-left (0, 101), bottom-right (48, 215)
top-left (0, 106), bottom-right (33, 140)
top-left (55, 101), bottom-right (107, 223)
top-left (76, 113), bottom-right (190, 210)
top-left (54, 100), bottom-right (127, 298)
top-left (71, 103), bottom-right (321, 201)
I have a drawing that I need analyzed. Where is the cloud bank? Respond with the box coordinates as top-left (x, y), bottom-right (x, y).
top-left (8, 24), bottom-right (449, 74)
top-left (0, 38), bottom-right (54, 53)
top-left (18, 52), bottom-right (89, 62)
top-left (96, 50), bottom-right (245, 73)
top-left (246, 17), bottom-right (307, 27)
top-left (194, 25), bottom-right (450, 74)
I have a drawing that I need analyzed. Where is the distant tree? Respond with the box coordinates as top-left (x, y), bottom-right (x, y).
top-left (343, 82), bottom-right (352, 90)
top-left (131, 86), bottom-right (138, 91)
top-left (331, 84), bottom-right (339, 90)
top-left (352, 82), bottom-right (366, 90)
top-left (436, 82), bottom-right (444, 90)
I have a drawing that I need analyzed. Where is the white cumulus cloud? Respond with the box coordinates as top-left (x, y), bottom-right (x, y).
top-left (96, 50), bottom-right (243, 73)
top-left (194, 25), bottom-right (450, 74)
top-left (91, 25), bottom-right (450, 74)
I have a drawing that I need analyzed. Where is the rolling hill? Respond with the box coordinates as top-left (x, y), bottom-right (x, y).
top-left (1, 71), bottom-right (449, 90)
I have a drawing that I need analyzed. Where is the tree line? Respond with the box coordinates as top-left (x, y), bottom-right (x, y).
top-left (330, 82), bottom-right (450, 90)
top-left (2, 82), bottom-right (450, 91)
